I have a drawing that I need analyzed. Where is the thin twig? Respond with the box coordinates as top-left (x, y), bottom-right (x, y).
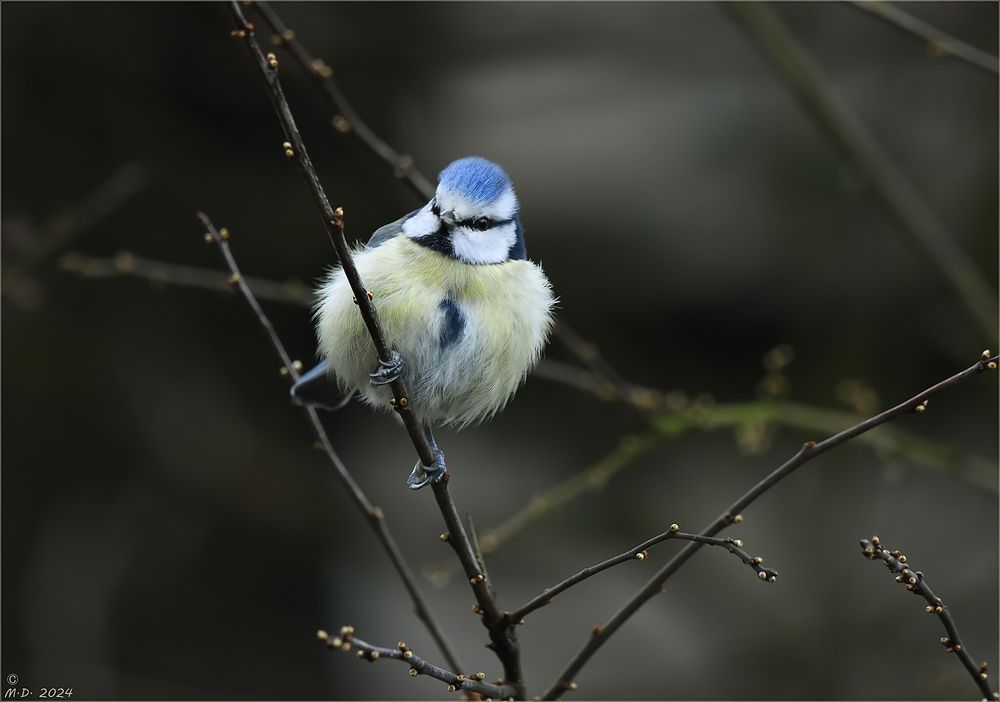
top-left (847, 1), bottom-right (999, 76)
top-left (421, 396), bottom-right (995, 586)
top-left (224, 6), bottom-right (524, 693)
top-left (58, 250), bottom-right (313, 306)
top-left (434, 482), bottom-right (525, 696)
top-left (511, 525), bottom-right (778, 623)
top-left (197, 212), bottom-right (462, 674)
top-left (252, 1), bottom-right (435, 201)
top-left (859, 536), bottom-right (997, 700)
top-left (542, 352), bottom-right (998, 699)
top-left (319, 627), bottom-right (514, 700)
top-left (731, 2), bottom-right (997, 338)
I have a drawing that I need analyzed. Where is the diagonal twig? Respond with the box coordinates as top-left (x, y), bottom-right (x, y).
top-left (511, 524), bottom-right (778, 624)
top-left (860, 536), bottom-right (997, 700)
top-left (542, 351), bottom-right (999, 699)
top-left (223, 5), bottom-right (524, 694)
top-left (197, 212), bottom-right (462, 673)
top-left (319, 627), bottom-right (515, 699)
top-left (731, 2), bottom-right (997, 338)
top-left (252, 1), bottom-right (435, 201)
top-left (846, 1), bottom-right (999, 76)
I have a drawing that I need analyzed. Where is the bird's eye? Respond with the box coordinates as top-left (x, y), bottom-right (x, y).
top-left (473, 216), bottom-right (491, 231)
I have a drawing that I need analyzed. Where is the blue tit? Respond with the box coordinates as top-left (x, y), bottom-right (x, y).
top-left (294, 156), bottom-right (556, 489)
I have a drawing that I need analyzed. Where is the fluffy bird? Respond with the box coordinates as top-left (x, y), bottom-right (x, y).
top-left (295, 157), bottom-right (555, 489)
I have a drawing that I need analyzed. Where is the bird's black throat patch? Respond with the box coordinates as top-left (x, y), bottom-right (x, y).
top-left (412, 222), bottom-right (454, 257)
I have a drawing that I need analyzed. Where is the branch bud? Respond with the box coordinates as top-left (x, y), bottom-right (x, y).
top-left (669, 523), bottom-right (679, 533)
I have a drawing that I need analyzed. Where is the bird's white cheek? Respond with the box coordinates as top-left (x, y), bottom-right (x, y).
top-left (452, 224), bottom-right (516, 265)
top-left (402, 206), bottom-right (438, 238)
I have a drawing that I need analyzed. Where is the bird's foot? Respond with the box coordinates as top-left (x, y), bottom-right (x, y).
top-left (406, 450), bottom-right (447, 491)
top-left (369, 351), bottom-right (404, 386)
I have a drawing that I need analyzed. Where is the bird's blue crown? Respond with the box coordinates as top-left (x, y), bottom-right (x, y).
top-left (438, 157), bottom-right (512, 205)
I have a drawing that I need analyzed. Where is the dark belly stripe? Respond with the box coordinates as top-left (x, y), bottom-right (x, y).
top-left (438, 299), bottom-right (465, 348)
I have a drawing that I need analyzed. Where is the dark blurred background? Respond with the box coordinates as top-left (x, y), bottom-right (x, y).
top-left (2, 2), bottom-right (997, 699)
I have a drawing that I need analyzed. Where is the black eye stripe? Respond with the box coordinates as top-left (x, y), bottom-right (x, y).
top-left (456, 216), bottom-right (513, 230)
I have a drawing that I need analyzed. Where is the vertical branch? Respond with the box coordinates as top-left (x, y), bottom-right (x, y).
top-left (730, 2), bottom-right (998, 337)
top-left (226, 1), bottom-right (433, 465)
top-left (223, 6), bottom-right (525, 694)
top-left (196, 213), bottom-right (462, 674)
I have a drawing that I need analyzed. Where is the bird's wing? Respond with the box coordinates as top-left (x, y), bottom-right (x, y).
top-left (365, 208), bottom-right (422, 249)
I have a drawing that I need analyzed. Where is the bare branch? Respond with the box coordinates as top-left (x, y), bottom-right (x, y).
top-left (59, 250), bottom-right (312, 306)
top-left (196, 212), bottom-right (462, 674)
top-left (731, 2), bottom-right (997, 337)
top-left (3, 161), bottom-right (149, 304)
top-left (223, 6), bottom-right (524, 692)
top-left (847, 1), bottom-right (999, 76)
top-left (319, 627), bottom-right (515, 700)
top-left (252, 1), bottom-right (436, 201)
top-left (859, 536), bottom-right (998, 700)
top-left (418, 398), bottom-right (996, 586)
top-left (511, 525), bottom-right (778, 623)
top-left (542, 352), bottom-right (999, 699)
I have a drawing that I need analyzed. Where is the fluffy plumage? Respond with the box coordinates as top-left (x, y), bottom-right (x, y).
top-left (314, 157), bottom-right (555, 429)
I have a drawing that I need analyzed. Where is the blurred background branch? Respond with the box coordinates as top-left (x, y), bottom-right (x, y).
top-left (846, 1), bottom-right (999, 75)
top-left (732, 1), bottom-right (997, 338)
top-left (2, 161), bottom-right (149, 310)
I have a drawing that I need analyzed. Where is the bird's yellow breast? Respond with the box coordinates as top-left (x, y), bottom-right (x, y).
top-left (315, 236), bottom-right (555, 427)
